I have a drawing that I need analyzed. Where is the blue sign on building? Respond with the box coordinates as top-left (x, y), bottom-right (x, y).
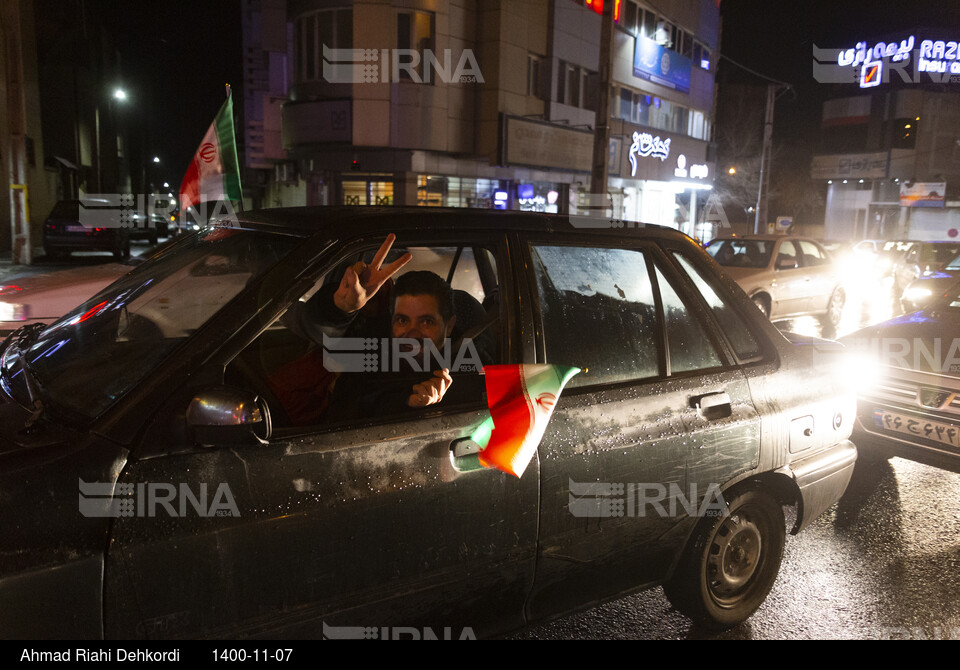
top-left (633, 36), bottom-right (691, 93)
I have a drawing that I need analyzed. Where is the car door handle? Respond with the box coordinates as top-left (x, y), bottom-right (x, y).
top-left (449, 437), bottom-right (485, 472)
top-left (696, 391), bottom-right (732, 420)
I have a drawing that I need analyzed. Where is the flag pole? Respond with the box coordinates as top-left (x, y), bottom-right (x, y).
top-left (226, 83), bottom-right (244, 214)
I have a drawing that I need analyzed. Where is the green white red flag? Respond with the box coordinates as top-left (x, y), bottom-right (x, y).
top-left (472, 364), bottom-right (580, 478)
top-left (179, 88), bottom-right (243, 211)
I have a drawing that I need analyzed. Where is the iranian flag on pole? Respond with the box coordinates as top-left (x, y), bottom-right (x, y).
top-left (472, 364), bottom-right (580, 478)
top-left (179, 88), bottom-right (243, 211)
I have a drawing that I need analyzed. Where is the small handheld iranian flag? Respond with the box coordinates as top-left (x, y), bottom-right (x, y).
top-left (472, 364), bottom-right (580, 478)
top-left (179, 86), bottom-right (243, 211)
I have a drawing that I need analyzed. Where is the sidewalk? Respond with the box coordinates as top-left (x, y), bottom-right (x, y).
top-left (0, 247), bottom-right (50, 283)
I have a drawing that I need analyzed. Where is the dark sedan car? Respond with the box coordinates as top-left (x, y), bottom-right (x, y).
top-left (846, 285), bottom-right (960, 474)
top-left (0, 208), bottom-right (857, 639)
top-left (891, 240), bottom-right (960, 305)
top-left (900, 252), bottom-right (960, 313)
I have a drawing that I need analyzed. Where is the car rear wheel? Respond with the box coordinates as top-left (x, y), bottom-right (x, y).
top-left (663, 487), bottom-right (784, 630)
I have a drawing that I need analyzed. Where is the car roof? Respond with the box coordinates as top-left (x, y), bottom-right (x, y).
top-left (709, 234), bottom-right (813, 242)
top-left (230, 206), bottom-right (692, 242)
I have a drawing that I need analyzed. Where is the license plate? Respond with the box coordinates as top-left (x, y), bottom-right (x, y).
top-left (873, 408), bottom-right (960, 450)
top-left (64, 225), bottom-right (89, 232)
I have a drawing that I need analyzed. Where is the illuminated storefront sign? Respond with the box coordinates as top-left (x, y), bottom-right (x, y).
top-left (674, 154), bottom-right (708, 180)
top-left (837, 35), bottom-right (960, 87)
top-left (628, 131), bottom-right (671, 176)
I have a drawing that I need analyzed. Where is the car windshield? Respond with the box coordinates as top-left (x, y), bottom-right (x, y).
top-left (0, 226), bottom-right (299, 420)
top-left (706, 239), bottom-right (773, 268)
top-left (921, 244), bottom-right (960, 265)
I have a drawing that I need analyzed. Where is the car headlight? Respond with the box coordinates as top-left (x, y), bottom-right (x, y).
top-left (0, 301), bottom-right (27, 321)
top-left (902, 286), bottom-right (932, 302)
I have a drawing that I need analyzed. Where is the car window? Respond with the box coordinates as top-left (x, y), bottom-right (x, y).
top-left (226, 242), bottom-right (501, 429)
top-left (922, 244), bottom-right (960, 266)
top-left (798, 240), bottom-right (827, 266)
top-left (672, 252), bottom-right (763, 361)
top-left (706, 239), bottom-right (772, 268)
top-left (4, 228), bottom-right (300, 419)
top-left (531, 244), bottom-right (660, 388)
top-left (654, 265), bottom-right (723, 374)
top-left (776, 240), bottom-right (798, 268)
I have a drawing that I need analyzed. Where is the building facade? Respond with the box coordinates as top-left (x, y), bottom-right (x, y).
top-left (254, 0), bottom-right (719, 231)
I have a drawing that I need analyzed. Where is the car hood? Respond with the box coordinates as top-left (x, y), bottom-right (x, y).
top-left (841, 309), bottom-right (960, 375)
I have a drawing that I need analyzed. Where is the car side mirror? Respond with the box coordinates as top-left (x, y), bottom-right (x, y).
top-left (186, 387), bottom-right (271, 447)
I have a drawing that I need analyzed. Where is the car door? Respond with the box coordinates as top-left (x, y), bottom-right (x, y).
top-left (771, 239), bottom-right (807, 317)
top-left (102, 232), bottom-right (537, 640)
top-left (796, 239), bottom-right (835, 313)
top-left (519, 236), bottom-right (762, 621)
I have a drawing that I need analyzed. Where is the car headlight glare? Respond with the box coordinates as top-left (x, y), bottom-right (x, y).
top-left (0, 302), bottom-right (27, 321)
top-left (903, 286), bottom-right (932, 302)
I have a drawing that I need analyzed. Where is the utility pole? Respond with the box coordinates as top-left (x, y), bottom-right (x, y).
top-left (754, 83), bottom-right (776, 234)
top-left (3, 0), bottom-right (32, 264)
top-left (589, 0), bottom-right (615, 216)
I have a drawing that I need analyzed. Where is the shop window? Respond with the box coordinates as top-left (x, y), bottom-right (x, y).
top-left (342, 179), bottom-right (394, 206)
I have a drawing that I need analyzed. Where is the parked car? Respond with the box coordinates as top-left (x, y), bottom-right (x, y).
top-left (844, 284), bottom-right (960, 474)
top-left (705, 235), bottom-right (845, 328)
top-left (0, 208), bottom-right (857, 639)
top-left (42, 199), bottom-right (132, 260)
top-left (899, 252), bottom-right (960, 312)
top-left (890, 241), bottom-right (960, 301)
top-left (0, 241), bottom-right (176, 335)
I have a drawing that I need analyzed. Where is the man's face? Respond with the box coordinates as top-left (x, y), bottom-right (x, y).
top-left (391, 293), bottom-right (455, 351)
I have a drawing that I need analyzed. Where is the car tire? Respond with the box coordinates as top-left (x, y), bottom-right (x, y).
top-left (752, 295), bottom-right (770, 319)
top-left (819, 287), bottom-right (845, 329)
top-left (663, 486), bottom-right (785, 631)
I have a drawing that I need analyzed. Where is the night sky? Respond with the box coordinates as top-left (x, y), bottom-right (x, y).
top-left (91, 0), bottom-right (243, 187)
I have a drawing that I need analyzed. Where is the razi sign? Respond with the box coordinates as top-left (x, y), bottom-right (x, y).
top-left (836, 36), bottom-right (960, 87)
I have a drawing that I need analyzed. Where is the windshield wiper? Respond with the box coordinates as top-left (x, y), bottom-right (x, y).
top-left (1, 323), bottom-right (48, 428)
